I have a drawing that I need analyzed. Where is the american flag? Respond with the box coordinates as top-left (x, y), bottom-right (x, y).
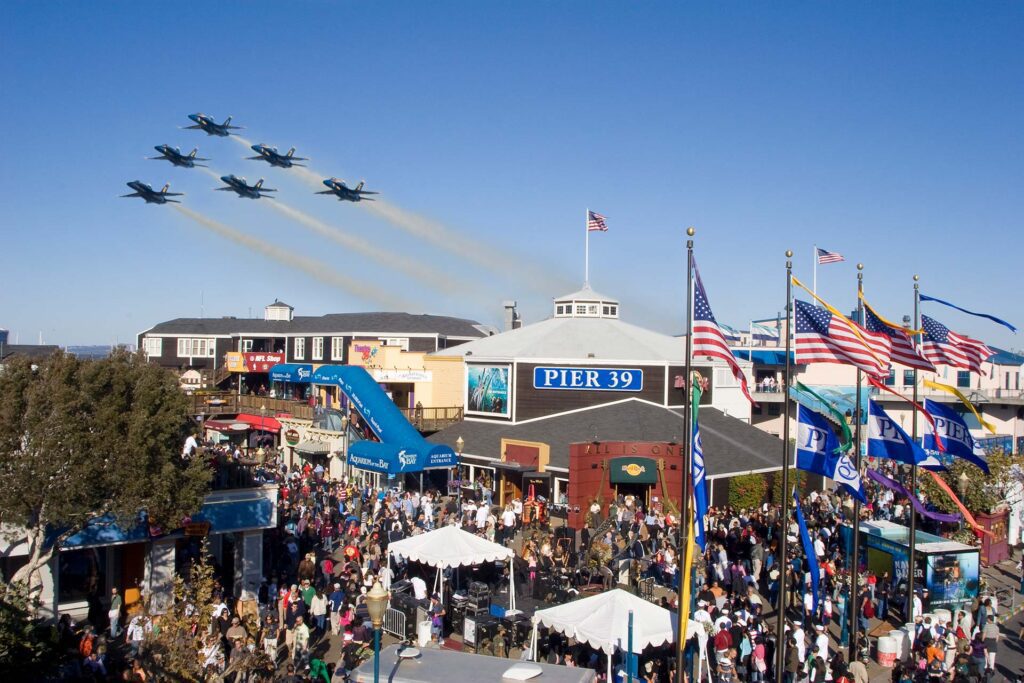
top-left (863, 306), bottom-right (935, 372)
top-left (691, 262), bottom-right (755, 403)
top-left (587, 210), bottom-right (607, 232)
top-left (921, 314), bottom-right (993, 374)
top-left (816, 248), bottom-right (845, 264)
top-left (794, 299), bottom-right (891, 377)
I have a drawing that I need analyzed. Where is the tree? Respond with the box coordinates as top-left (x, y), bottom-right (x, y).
top-left (0, 582), bottom-right (60, 677)
top-left (0, 350), bottom-right (212, 602)
top-left (918, 447), bottom-right (1024, 515)
top-left (142, 541), bottom-right (273, 682)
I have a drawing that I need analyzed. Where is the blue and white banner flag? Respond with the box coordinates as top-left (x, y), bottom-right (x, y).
top-left (923, 399), bottom-right (990, 474)
top-left (794, 489), bottom-right (820, 613)
top-left (867, 400), bottom-right (927, 466)
top-left (692, 419), bottom-right (709, 551)
top-left (796, 405), bottom-right (866, 503)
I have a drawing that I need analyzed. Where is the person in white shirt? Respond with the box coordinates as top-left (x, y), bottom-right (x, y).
top-left (410, 576), bottom-right (427, 601)
top-left (182, 434), bottom-right (198, 459)
top-left (475, 503), bottom-right (490, 530)
top-left (814, 624), bottom-right (829, 659)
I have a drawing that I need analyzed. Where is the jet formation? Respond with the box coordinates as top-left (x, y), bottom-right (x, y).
top-left (124, 113), bottom-right (380, 205)
top-left (217, 175), bottom-right (277, 199)
top-left (121, 181), bottom-right (183, 204)
top-left (149, 145), bottom-right (208, 168)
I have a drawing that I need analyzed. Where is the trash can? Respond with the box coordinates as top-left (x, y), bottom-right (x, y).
top-left (417, 619), bottom-right (432, 648)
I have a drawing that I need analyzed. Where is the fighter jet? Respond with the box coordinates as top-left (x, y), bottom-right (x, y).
top-left (121, 181), bottom-right (183, 204)
top-left (184, 113), bottom-right (242, 137)
top-left (148, 145), bottom-right (209, 168)
top-left (216, 175), bottom-right (276, 199)
top-left (316, 178), bottom-right (379, 202)
top-left (247, 144), bottom-right (307, 168)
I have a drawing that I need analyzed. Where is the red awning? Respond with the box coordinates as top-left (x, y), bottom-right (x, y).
top-left (236, 413), bottom-right (281, 434)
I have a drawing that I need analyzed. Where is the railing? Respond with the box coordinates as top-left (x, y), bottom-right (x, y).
top-left (399, 406), bottom-right (464, 432)
top-left (869, 386), bottom-right (1024, 402)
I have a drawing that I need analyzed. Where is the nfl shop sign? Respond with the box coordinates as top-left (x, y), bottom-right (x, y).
top-left (243, 352), bottom-right (285, 373)
top-left (533, 366), bottom-right (643, 392)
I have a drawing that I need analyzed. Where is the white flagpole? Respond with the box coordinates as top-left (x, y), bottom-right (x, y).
top-left (584, 208), bottom-right (590, 286)
top-left (813, 244), bottom-right (817, 297)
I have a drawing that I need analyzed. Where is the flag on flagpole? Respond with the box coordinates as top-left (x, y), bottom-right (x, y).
top-left (921, 315), bottom-right (993, 374)
top-left (691, 375), bottom-right (709, 551)
top-left (794, 299), bottom-right (891, 377)
top-left (920, 294), bottom-right (1017, 333)
top-left (861, 300), bottom-right (936, 372)
top-left (586, 210), bottom-right (607, 232)
top-left (816, 248), bottom-right (845, 264)
top-left (922, 379), bottom-right (997, 434)
top-left (795, 405), bottom-right (866, 502)
top-left (793, 489), bottom-right (821, 612)
top-left (793, 381), bottom-right (853, 452)
top-left (866, 400), bottom-right (928, 465)
top-left (866, 376), bottom-right (944, 451)
top-left (691, 260), bottom-right (755, 403)
top-left (922, 399), bottom-right (990, 473)
top-left (750, 322), bottom-right (781, 343)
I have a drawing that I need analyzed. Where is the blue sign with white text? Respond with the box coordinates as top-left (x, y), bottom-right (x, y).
top-left (533, 366), bottom-right (643, 391)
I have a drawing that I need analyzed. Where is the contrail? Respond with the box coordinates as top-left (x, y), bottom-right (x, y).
top-left (171, 205), bottom-right (414, 310)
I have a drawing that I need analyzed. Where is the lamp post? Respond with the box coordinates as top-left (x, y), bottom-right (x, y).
top-left (455, 436), bottom-right (464, 494)
top-left (366, 581), bottom-right (390, 683)
top-left (958, 470), bottom-right (969, 497)
top-left (340, 413), bottom-right (350, 479)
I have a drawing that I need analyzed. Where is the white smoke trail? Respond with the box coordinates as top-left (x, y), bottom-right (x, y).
top-left (172, 205), bottom-right (414, 310)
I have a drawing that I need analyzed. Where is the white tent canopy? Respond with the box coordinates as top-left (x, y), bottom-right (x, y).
top-left (386, 525), bottom-right (517, 609)
top-left (531, 589), bottom-right (677, 681)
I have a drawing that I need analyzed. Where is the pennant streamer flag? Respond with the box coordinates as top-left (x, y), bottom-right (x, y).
top-left (921, 315), bottom-right (993, 374)
top-left (923, 380), bottom-right (998, 434)
top-left (816, 248), bottom-right (845, 264)
top-left (793, 489), bottom-right (821, 612)
top-left (691, 260), bottom-right (755, 404)
top-left (920, 294), bottom-right (1017, 333)
top-left (794, 299), bottom-right (891, 377)
top-left (861, 301), bottom-right (936, 372)
top-left (720, 323), bottom-right (742, 344)
top-left (691, 375), bottom-right (709, 551)
top-left (795, 405), bottom-right (866, 502)
top-left (923, 399), bottom-right (990, 474)
top-left (923, 469), bottom-right (992, 538)
top-left (679, 500), bottom-right (696, 646)
top-left (866, 400), bottom-right (928, 465)
top-left (586, 210), bottom-right (607, 232)
top-left (793, 381), bottom-right (853, 453)
top-left (863, 469), bottom-right (961, 524)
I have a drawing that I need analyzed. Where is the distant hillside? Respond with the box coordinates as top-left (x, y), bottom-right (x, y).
top-left (65, 344), bottom-right (136, 358)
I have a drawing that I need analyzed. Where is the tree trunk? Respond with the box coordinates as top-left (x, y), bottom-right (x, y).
top-left (10, 526), bottom-right (55, 609)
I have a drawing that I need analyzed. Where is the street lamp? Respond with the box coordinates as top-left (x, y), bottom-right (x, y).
top-left (366, 581), bottom-right (391, 683)
top-left (958, 470), bottom-right (970, 497)
top-left (340, 413), bottom-right (350, 478)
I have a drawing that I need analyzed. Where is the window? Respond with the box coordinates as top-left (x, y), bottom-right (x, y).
top-left (556, 305), bottom-right (565, 315)
top-left (1006, 372), bottom-right (1011, 390)
top-left (142, 337), bottom-right (163, 358)
top-left (575, 305), bottom-right (587, 315)
top-left (587, 304), bottom-right (598, 315)
top-left (294, 338), bottom-right (305, 360)
top-left (884, 368), bottom-right (895, 386)
top-left (903, 370), bottom-right (916, 387)
top-left (241, 339), bottom-right (253, 353)
top-left (1016, 372), bottom-right (1020, 391)
top-left (312, 337), bottom-right (324, 360)
top-left (768, 403), bottom-right (781, 416)
top-left (602, 306), bottom-right (610, 315)
top-left (380, 337), bottom-right (409, 351)
top-left (331, 337), bottom-right (345, 360)
top-left (177, 337), bottom-right (214, 357)
top-left (956, 371), bottom-right (971, 389)
top-left (610, 306), bottom-right (617, 316)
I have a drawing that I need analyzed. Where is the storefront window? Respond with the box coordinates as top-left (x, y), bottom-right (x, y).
top-left (58, 548), bottom-right (104, 604)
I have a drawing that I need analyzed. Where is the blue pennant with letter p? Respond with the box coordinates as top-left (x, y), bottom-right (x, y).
top-left (795, 405), bottom-right (866, 503)
top-left (867, 400), bottom-right (928, 466)
top-left (922, 399), bottom-right (990, 474)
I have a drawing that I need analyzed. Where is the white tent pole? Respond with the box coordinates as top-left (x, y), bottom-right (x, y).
top-left (385, 550), bottom-right (392, 590)
top-left (509, 560), bottom-right (516, 611)
top-left (530, 620), bottom-right (538, 661)
top-left (606, 648), bottom-right (612, 683)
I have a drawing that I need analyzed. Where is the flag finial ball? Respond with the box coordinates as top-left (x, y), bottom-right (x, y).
top-left (785, 250), bottom-right (793, 258)
top-left (913, 274), bottom-right (919, 282)
top-left (686, 227), bottom-right (695, 237)
top-left (857, 263), bottom-right (864, 271)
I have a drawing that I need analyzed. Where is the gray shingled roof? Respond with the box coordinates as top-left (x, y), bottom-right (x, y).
top-left (428, 397), bottom-right (784, 476)
top-left (143, 312), bottom-right (493, 338)
top-left (0, 344), bottom-right (61, 362)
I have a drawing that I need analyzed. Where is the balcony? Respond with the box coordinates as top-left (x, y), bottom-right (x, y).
top-left (870, 386), bottom-right (1024, 404)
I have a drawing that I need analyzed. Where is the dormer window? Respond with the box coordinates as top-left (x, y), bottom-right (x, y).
top-left (553, 286), bottom-right (621, 319)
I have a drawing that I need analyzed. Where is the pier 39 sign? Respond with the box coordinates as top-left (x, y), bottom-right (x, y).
top-left (533, 366), bottom-right (643, 392)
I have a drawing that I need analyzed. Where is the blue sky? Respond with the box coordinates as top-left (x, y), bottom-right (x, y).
top-left (1, 2), bottom-right (1020, 350)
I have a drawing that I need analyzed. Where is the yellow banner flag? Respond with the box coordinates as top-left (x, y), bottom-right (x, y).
top-left (678, 503), bottom-right (695, 654)
top-left (923, 379), bottom-right (997, 434)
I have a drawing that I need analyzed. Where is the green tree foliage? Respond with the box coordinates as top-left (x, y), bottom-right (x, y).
top-left (0, 350), bottom-right (211, 600)
top-left (0, 582), bottom-right (60, 677)
top-left (142, 542), bottom-right (273, 682)
top-left (729, 473), bottom-right (768, 509)
top-left (918, 447), bottom-right (1024, 515)
top-left (770, 468), bottom-right (808, 504)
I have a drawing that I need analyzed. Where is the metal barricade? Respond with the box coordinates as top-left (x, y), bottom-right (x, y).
top-left (383, 606), bottom-right (407, 640)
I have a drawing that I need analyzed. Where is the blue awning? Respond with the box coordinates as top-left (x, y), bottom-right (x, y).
top-left (192, 495), bottom-right (275, 534)
top-left (59, 514), bottom-right (151, 550)
top-left (732, 349), bottom-right (793, 365)
top-left (348, 440), bottom-right (458, 475)
top-left (270, 363), bottom-right (313, 382)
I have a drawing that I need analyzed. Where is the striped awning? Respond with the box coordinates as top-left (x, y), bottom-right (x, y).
top-left (294, 440), bottom-right (331, 455)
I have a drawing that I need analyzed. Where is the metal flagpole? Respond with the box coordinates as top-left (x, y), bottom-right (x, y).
top-left (675, 227), bottom-right (695, 683)
top-left (907, 274), bottom-right (921, 621)
top-left (584, 208), bottom-right (590, 286)
top-left (813, 245), bottom-right (817, 298)
top-left (774, 249), bottom-right (793, 683)
top-left (848, 263), bottom-right (865, 663)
